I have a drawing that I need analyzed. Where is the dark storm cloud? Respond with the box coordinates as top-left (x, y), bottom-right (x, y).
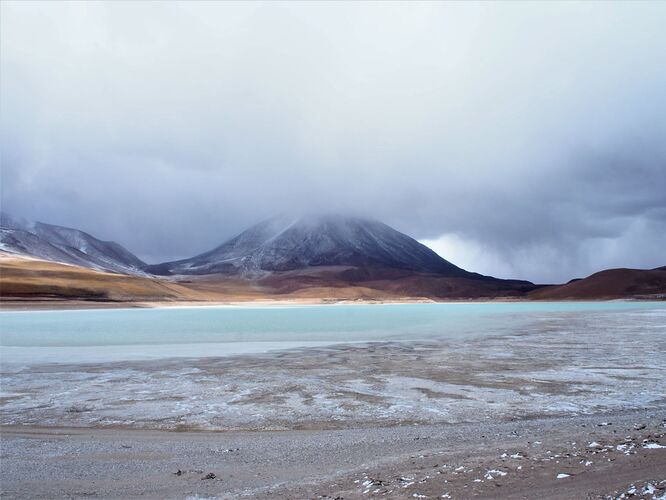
top-left (1, 1), bottom-right (665, 282)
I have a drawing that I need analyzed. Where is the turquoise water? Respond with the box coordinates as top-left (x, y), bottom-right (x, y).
top-left (3, 302), bottom-right (665, 429)
top-left (1, 301), bottom-right (664, 348)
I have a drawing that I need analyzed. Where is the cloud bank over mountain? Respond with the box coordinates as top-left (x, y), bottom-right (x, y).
top-left (2, 2), bottom-right (665, 282)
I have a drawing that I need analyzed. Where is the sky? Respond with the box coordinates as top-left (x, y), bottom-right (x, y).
top-left (1, 1), bottom-right (665, 283)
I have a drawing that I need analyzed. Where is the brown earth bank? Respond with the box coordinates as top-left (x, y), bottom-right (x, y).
top-left (2, 253), bottom-right (665, 308)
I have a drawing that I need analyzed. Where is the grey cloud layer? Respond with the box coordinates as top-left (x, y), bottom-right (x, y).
top-left (1, 1), bottom-right (665, 282)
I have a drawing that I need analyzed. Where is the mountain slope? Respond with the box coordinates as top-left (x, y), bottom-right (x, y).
top-left (0, 212), bottom-right (146, 275)
top-left (0, 253), bottom-right (215, 303)
top-left (529, 266), bottom-right (666, 300)
top-left (146, 214), bottom-right (478, 278)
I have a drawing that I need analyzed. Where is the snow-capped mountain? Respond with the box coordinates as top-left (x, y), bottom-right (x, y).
top-left (0, 212), bottom-right (146, 274)
top-left (146, 214), bottom-right (478, 277)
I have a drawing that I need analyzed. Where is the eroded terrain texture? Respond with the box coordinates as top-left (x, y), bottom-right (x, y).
top-left (2, 308), bottom-right (665, 430)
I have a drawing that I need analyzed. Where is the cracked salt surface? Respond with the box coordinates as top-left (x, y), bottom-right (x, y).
top-left (1, 306), bottom-right (665, 430)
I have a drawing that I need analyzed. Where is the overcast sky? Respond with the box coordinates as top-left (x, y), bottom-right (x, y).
top-left (2, 1), bottom-right (665, 283)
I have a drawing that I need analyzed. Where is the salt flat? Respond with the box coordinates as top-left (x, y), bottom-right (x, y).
top-left (2, 306), bottom-right (664, 430)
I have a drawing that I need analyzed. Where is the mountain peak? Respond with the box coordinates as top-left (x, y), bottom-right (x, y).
top-left (147, 213), bottom-right (471, 277)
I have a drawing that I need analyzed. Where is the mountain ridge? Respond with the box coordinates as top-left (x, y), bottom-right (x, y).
top-left (0, 212), bottom-right (146, 275)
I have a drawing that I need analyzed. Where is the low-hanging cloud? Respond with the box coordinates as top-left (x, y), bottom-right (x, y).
top-left (1, 1), bottom-right (665, 282)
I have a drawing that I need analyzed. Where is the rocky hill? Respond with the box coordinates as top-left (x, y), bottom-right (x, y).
top-left (0, 212), bottom-right (146, 275)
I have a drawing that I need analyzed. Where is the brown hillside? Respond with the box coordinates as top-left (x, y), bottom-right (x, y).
top-left (529, 267), bottom-right (666, 300)
top-left (0, 254), bottom-right (206, 303)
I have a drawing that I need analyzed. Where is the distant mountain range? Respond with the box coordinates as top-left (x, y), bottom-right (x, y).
top-left (1, 211), bottom-right (664, 303)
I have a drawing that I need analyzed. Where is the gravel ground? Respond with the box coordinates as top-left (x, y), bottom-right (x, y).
top-left (1, 409), bottom-right (665, 499)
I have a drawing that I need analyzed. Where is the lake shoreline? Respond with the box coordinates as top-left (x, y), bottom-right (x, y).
top-left (2, 296), bottom-right (661, 312)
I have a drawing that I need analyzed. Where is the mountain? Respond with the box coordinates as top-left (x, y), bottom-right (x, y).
top-left (0, 212), bottom-right (146, 275)
top-left (146, 214), bottom-right (482, 278)
top-left (529, 266), bottom-right (666, 300)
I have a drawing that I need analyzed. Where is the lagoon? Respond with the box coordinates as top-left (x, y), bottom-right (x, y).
top-left (1, 301), bottom-right (664, 365)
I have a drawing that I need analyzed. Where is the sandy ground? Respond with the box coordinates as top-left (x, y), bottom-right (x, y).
top-left (1, 410), bottom-right (665, 499)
